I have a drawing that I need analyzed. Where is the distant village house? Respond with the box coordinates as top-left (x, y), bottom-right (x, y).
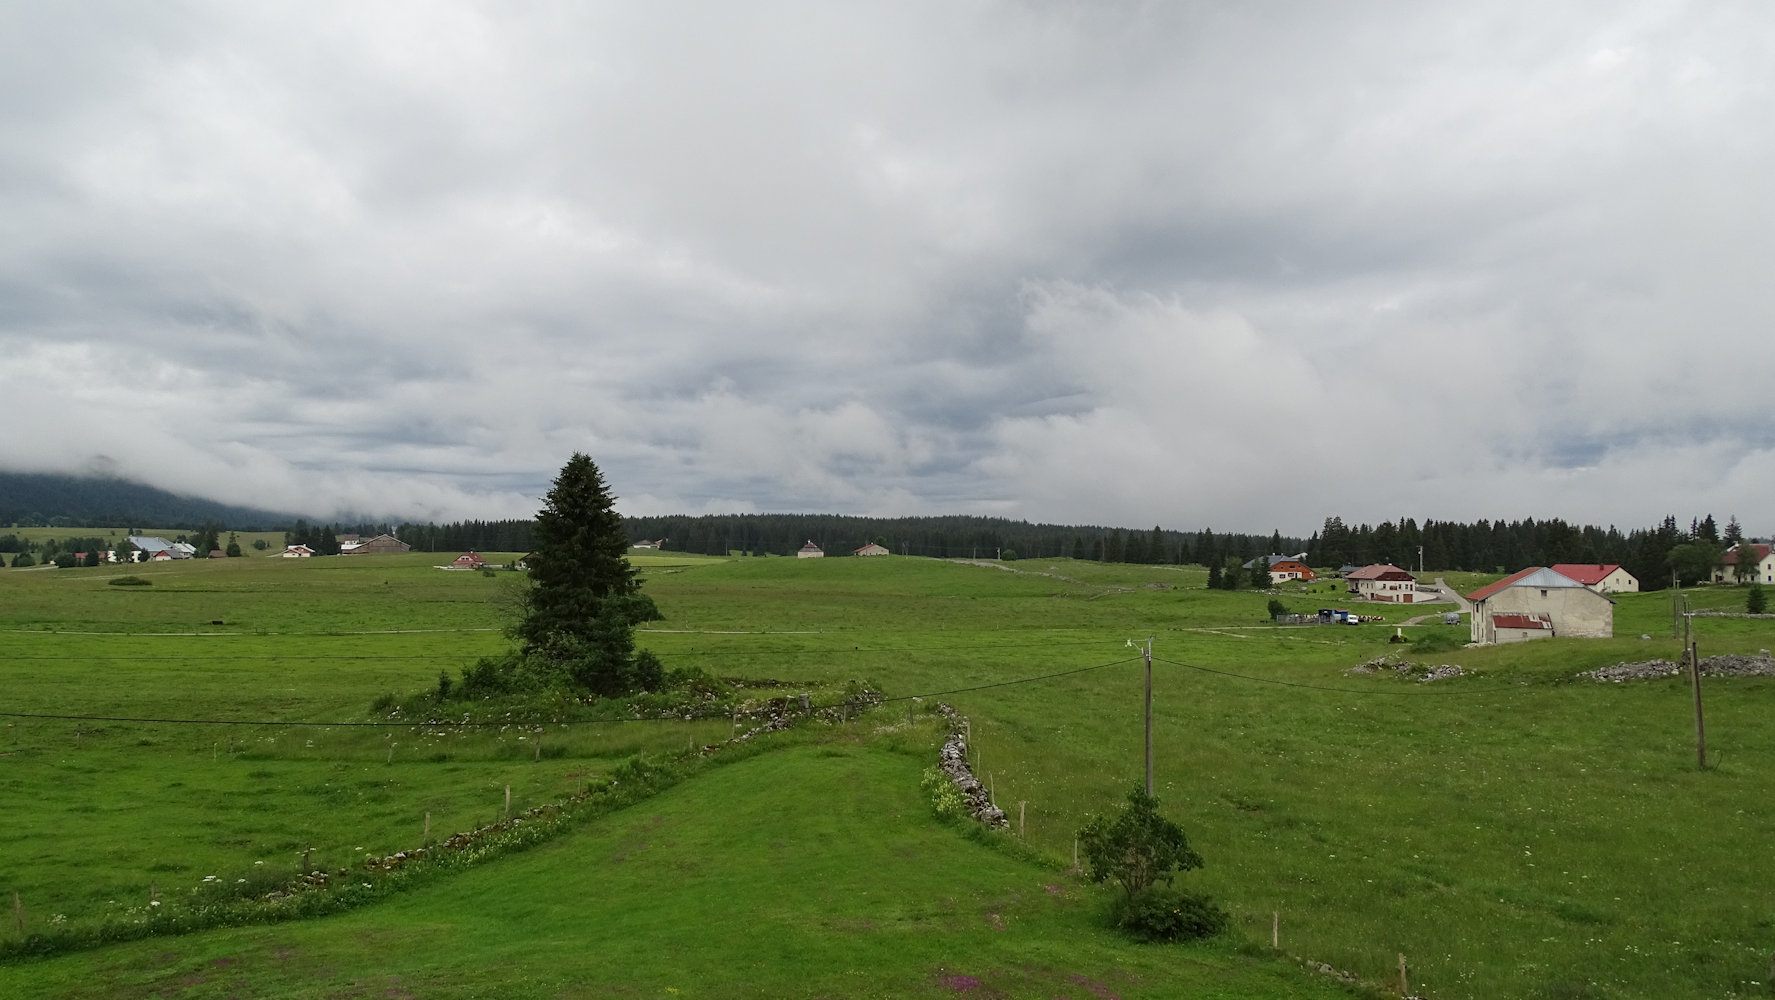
top-left (1718, 543), bottom-right (1773, 585)
top-left (1549, 563), bottom-right (1640, 594)
top-left (341, 533), bottom-right (410, 555)
top-left (854, 542), bottom-right (890, 557)
top-left (797, 540), bottom-right (824, 558)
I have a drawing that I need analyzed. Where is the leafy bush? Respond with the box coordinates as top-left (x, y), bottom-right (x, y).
top-left (1266, 598), bottom-right (1290, 619)
top-left (107, 575), bottom-right (151, 587)
top-left (920, 767), bottom-right (970, 821)
top-left (1078, 785), bottom-right (1203, 898)
top-left (1110, 886), bottom-right (1229, 942)
top-left (1001, 549), bottom-right (1017, 561)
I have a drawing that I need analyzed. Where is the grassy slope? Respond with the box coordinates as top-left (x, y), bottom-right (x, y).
top-left (4, 554), bottom-right (1774, 998)
top-left (1, 744), bottom-right (1354, 1000)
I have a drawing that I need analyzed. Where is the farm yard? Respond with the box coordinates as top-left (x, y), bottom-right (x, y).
top-left (2, 549), bottom-right (1774, 998)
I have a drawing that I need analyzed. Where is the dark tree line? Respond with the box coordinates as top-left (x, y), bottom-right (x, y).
top-left (620, 514), bottom-right (1300, 566)
top-left (1305, 513), bottom-right (1740, 591)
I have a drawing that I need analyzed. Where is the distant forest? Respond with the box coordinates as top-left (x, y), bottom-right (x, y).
top-left (2, 470), bottom-right (1744, 594)
top-left (0, 471), bottom-right (292, 529)
top-left (392, 510), bottom-right (1745, 593)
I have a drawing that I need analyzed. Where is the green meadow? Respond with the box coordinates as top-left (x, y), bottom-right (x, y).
top-left (2, 551), bottom-right (1773, 998)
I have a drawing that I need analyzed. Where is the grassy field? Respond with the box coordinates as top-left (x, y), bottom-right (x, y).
top-left (3, 552), bottom-right (1773, 998)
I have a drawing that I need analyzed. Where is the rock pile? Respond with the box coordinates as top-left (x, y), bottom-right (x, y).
top-left (1347, 655), bottom-right (1467, 683)
top-left (933, 702), bottom-right (1008, 829)
top-left (1581, 653), bottom-right (1775, 682)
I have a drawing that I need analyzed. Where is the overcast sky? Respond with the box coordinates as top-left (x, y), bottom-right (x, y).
top-left (2, 2), bottom-right (1771, 535)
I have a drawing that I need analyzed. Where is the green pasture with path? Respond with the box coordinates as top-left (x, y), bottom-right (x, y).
top-left (2, 550), bottom-right (1773, 998)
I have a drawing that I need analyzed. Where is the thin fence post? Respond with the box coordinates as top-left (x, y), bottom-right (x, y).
top-left (1272, 910), bottom-right (1279, 949)
top-left (1690, 639), bottom-right (1707, 769)
top-left (1397, 954), bottom-right (1408, 995)
top-left (424, 812), bottom-right (431, 843)
top-left (504, 785), bottom-right (511, 821)
top-left (1072, 837), bottom-right (1079, 870)
top-left (1018, 801), bottom-right (1026, 838)
top-left (12, 891), bottom-right (22, 937)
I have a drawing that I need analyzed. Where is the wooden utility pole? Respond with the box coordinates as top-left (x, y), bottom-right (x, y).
top-left (1140, 638), bottom-right (1155, 795)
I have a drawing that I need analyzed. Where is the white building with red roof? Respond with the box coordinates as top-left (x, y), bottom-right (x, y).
top-left (1549, 563), bottom-right (1639, 594)
top-left (797, 540), bottom-right (824, 559)
top-left (1467, 567), bottom-right (1613, 644)
top-left (1345, 564), bottom-right (1417, 602)
top-left (1720, 543), bottom-right (1773, 585)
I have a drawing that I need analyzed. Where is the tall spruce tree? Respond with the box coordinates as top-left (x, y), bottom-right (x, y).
top-left (517, 453), bottom-right (658, 697)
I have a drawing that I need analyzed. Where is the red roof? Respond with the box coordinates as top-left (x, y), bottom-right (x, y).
top-left (1492, 613), bottom-right (1552, 630)
top-left (1726, 544), bottom-right (1770, 566)
top-left (1549, 564), bottom-right (1621, 586)
top-left (1467, 567), bottom-right (1540, 603)
top-left (1347, 564), bottom-right (1413, 581)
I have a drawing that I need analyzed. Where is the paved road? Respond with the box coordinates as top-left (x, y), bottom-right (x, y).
top-left (1396, 578), bottom-right (1472, 626)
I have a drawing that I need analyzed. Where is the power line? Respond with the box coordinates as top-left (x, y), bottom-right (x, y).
top-left (1152, 656), bottom-right (1504, 697)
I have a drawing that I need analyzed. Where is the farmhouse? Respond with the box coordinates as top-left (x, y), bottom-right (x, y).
top-left (1345, 564), bottom-right (1418, 602)
top-left (343, 533), bottom-right (411, 555)
top-left (127, 535), bottom-right (189, 561)
top-left (630, 539), bottom-right (663, 550)
top-left (854, 542), bottom-right (889, 556)
top-left (797, 540), bottom-right (824, 558)
top-left (1244, 553), bottom-right (1315, 583)
top-left (1719, 542), bottom-right (1773, 585)
top-left (281, 544), bottom-right (316, 558)
top-left (1549, 563), bottom-right (1640, 594)
top-left (1467, 567), bottom-right (1614, 644)
top-left (445, 551), bottom-right (486, 570)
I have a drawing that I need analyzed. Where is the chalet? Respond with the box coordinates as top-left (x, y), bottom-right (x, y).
top-left (631, 539), bottom-right (662, 550)
top-left (449, 551), bottom-right (487, 570)
top-left (1243, 553), bottom-right (1315, 583)
top-left (343, 533), bottom-right (410, 555)
top-left (854, 542), bottom-right (890, 557)
top-left (281, 544), bottom-right (316, 558)
top-left (1719, 543), bottom-right (1774, 585)
top-left (1346, 564), bottom-right (1417, 602)
top-left (1467, 567), bottom-right (1614, 644)
top-left (1549, 563), bottom-right (1640, 594)
top-left (797, 540), bottom-right (824, 559)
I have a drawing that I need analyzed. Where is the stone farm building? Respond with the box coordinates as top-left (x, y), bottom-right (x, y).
top-left (854, 542), bottom-right (890, 556)
top-left (449, 551), bottom-right (486, 570)
top-left (797, 540), bottom-right (824, 558)
top-left (1549, 563), bottom-right (1640, 594)
top-left (1345, 564), bottom-right (1418, 602)
top-left (1467, 567), bottom-right (1614, 644)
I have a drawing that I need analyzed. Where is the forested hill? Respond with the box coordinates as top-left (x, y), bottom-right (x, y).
top-left (618, 513), bottom-right (1278, 563)
top-left (0, 471), bottom-right (295, 529)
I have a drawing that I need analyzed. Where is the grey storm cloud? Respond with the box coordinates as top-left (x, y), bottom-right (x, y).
top-left (2, 1), bottom-right (1772, 533)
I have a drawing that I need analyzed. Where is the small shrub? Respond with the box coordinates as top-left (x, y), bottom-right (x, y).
top-left (107, 575), bottom-right (151, 587)
top-left (1001, 549), bottom-right (1018, 562)
top-left (1266, 598), bottom-right (1290, 619)
top-left (1110, 886), bottom-right (1229, 942)
top-left (368, 692), bottom-right (399, 714)
top-left (920, 767), bottom-right (970, 821)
